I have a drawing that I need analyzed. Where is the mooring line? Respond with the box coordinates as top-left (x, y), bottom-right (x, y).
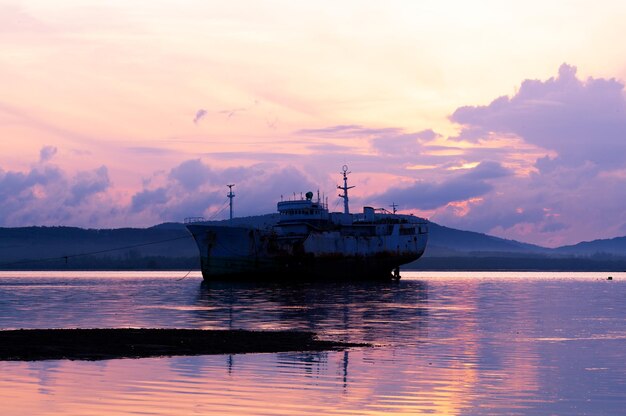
top-left (0, 234), bottom-right (197, 268)
top-left (176, 268), bottom-right (196, 281)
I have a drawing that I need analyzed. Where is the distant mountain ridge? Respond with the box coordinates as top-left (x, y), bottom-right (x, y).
top-left (425, 222), bottom-right (548, 256)
top-left (554, 235), bottom-right (626, 256)
top-left (0, 225), bottom-right (198, 269)
top-left (1, 219), bottom-right (625, 271)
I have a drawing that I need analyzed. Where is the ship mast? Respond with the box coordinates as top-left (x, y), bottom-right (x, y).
top-left (227, 184), bottom-right (235, 220)
top-left (337, 165), bottom-right (355, 214)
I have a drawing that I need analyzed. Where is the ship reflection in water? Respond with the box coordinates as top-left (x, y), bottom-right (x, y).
top-left (1, 271), bottom-right (626, 415)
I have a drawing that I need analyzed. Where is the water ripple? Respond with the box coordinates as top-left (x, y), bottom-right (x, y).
top-left (1, 271), bottom-right (626, 415)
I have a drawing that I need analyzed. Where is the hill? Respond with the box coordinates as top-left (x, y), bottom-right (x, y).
top-left (0, 225), bottom-right (198, 270)
top-left (424, 222), bottom-right (548, 256)
top-left (554, 235), bottom-right (626, 257)
top-left (1, 219), bottom-right (625, 271)
top-left (407, 222), bottom-right (626, 271)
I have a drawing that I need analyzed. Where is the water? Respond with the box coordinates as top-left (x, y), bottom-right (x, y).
top-left (1, 271), bottom-right (625, 415)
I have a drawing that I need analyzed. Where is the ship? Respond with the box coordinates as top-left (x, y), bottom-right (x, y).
top-left (186, 166), bottom-right (428, 280)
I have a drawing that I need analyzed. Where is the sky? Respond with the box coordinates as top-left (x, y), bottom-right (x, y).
top-left (1, 0), bottom-right (626, 247)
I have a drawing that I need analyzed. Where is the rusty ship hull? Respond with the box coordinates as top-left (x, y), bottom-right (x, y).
top-left (187, 219), bottom-right (428, 280)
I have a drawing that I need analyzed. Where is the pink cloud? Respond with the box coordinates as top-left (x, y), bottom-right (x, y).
top-left (369, 161), bottom-right (511, 210)
top-left (451, 63), bottom-right (626, 169)
top-left (0, 156), bottom-right (112, 227)
top-left (4, 64), bottom-right (626, 248)
top-left (39, 146), bottom-right (57, 163)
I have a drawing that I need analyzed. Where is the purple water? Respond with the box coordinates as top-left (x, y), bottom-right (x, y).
top-left (1, 271), bottom-right (625, 415)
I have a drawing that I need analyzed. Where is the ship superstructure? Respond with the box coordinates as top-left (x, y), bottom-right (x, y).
top-left (186, 168), bottom-right (428, 280)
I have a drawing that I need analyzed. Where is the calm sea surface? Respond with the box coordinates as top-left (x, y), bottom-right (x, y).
top-left (1, 271), bottom-right (625, 415)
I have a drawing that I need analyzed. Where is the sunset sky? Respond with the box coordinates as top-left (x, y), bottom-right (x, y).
top-left (2, 0), bottom-right (626, 247)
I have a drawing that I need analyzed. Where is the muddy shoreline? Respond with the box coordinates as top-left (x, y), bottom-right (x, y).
top-left (0, 328), bottom-right (365, 361)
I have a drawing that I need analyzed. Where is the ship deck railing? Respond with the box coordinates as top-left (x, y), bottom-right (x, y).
top-left (184, 217), bottom-right (207, 224)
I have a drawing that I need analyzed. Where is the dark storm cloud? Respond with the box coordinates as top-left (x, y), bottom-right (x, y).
top-left (0, 150), bottom-right (114, 227)
top-left (418, 64), bottom-right (626, 244)
top-left (39, 145), bottom-right (57, 162)
top-left (462, 160), bottom-right (511, 180)
top-left (370, 162), bottom-right (512, 210)
top-left (168, 159), bottom-right (214, 190)
top-left (130, 187), bottom-right (168, 213)
top-left (540, 222), bottom-right (569, 233)
top-left (125, 147), bottom-right (180, 155)
top-left (306, 143), bottom-right (355, 153)
top-left (153, 192), bottom-right (223, 221)
top-left (435, 191), bottom-right (547, 233)
top-left (65, 166), bottom-right (110, 206)
top-left (297, 125), bottom-right (403, 138)
top-left (429, 159), bottom-right (626, 246)
top-left (127, 159), bottom-right (317, 222)
top-left (0, 166), bottom-right (60, 198)
top-left (370, 129), bottom-right (440, 156)
top-left (234, 166), bottom-right (317, 215)
top-left (296, 125), bottom-right (445, 165)
top-left (451, 64), bottom-right (626, 169)
top-left (218, 165), bottom-right (267, 183)
top-left (373, 178), bottom-right (490, 210)
top-left (193, 109), bottom-right (207, 124)
top-left (205, 151), bottom-right (301, 161)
